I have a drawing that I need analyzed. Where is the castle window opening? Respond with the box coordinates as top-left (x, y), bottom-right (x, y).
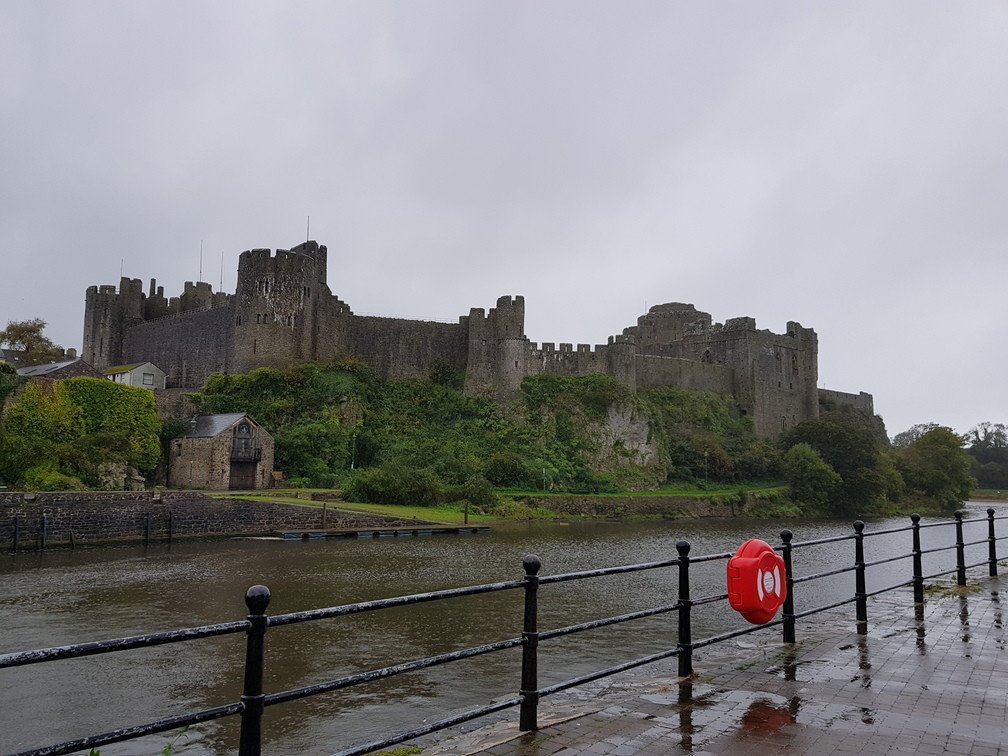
top-left (515, 361), bottom-right (519, 368)
top-left (253, 339), bottom-right (257, 355)
top-left (256, 314), bottom-right (261, 324)
top-left (792, 354), bottom-right (798, 373)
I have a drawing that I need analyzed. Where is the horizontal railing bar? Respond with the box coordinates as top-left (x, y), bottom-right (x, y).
top-left (917, 521), bottom-right (955, 530)
top-left (864, 579), bottom-right (914, 598)
top-left (962, 538), bottom-right (991, 547)
top-left (538, 646), bottom-right (681, 698)
top-left (791, 564), bottom-right (857, 584)
top-left (791, 595), bottom-right (858, 620)
top-left (265, 637), bottom-right (523, 707)
top-left (330, 697), bottom-right (521, 756)
top-left (538, 603), bottom-right (679, 642)
top-left (268, 580), bottom-right (525, 627)
top-left (959, 516), bottom-right (992, 524)
top-left (689, 551), bottom-right (734, 564)
top-left (12, 702), bottom-right (243, 756)
top-left (921, 567), bottom-right (959, 581)
top-left (789, 533), bottom-right (856, 549)
top-left (964, 559), bottom-right (994, 570)
top-left (692, 617), bottom-right (784, 649)
top-left (538, 558), bottom-right (680, 584)
top-left (861, 525), bottom-right (913, 537)
top-left (919, 544), bottom-right (959, 556)
top-left (692, 592), bottom-right (729, 607)
top-left (0, 620), bottom-right (249, 669)
top-left (863, 553), bottom-right (913, 568)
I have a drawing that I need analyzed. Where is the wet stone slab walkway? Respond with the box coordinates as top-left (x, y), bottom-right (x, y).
top-left (421, 574), bottom-right (1006, 755)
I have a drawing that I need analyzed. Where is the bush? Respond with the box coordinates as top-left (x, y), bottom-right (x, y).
top-left (22, 465), bottom-right (86, 491)
top-left (343, 464), bottom-right (444, 506)
top-left (782, 443), bottom-right (841, 508)
top-left (484, 451), bottom-right (530, 486)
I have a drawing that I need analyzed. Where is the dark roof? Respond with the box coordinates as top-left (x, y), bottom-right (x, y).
top-left (17, 359), bottom-right (86, 377)
top-left (182, 413), bottom-right (249, 438)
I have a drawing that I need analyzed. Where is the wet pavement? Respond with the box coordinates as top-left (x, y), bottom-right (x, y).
top-left (421, 573), bottom-right (1007, 755)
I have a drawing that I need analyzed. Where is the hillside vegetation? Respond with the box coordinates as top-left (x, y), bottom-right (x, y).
top-left (0, 361), bottom-right (975, 516)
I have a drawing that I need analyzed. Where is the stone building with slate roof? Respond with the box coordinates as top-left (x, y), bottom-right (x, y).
top-left (167, 413), bottom-right (274, 490)
top-left (16, 358), bottom-right (102, 380)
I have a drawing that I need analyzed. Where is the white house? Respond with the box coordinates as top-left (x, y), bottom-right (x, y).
top-left (104, 362), bottom-right (167, 390)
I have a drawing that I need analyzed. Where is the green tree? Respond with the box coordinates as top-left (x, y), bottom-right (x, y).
top-left (782, 442), bottom-right (841, 508)
top-left (0, 318), bottom-right (65, 365)
top-left (892, 422), bottom-right (942, 449)
top-left (783, 410), bottom-right (887, 512)
top-left (898, 426), bottom-right (975, 510)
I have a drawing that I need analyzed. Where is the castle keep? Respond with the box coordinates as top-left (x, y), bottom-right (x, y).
top-left (83, 240), bottom-right (871, 437)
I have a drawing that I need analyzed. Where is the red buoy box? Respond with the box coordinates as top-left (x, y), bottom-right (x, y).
top-left (726, 539), bottom-right (787, 625)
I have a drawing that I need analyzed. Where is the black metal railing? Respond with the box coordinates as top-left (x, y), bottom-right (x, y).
top-left (2, 507), bottom-right (1005, 756)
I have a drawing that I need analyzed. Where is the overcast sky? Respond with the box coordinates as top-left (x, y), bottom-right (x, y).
top-left (1, 1), bottom-right (1006, 437)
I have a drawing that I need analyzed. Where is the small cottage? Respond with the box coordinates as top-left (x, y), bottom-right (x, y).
top-left (104, 362), bottom-right (167, 390)
top-left (168, 413), bottom-right (275, 490)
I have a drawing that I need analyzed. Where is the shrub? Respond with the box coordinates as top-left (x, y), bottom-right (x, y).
top-left (484, 451), bottom-right (530, 487)
top-left (22, 465), bottom-right (86, 491)
top-left (343, 464), bottom-right (444, 506)
top-left (782, 443), bottom-right (841, 508)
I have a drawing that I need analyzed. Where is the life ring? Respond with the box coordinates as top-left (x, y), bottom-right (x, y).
top-left (726, 538), bottom-right (787, 624)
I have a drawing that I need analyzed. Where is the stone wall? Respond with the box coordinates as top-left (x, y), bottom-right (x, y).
top-left (818, 388), bottom-right (875, 415)
top-left (123, 306), bottom-right (233, 388)
top-left (0, 492), bottom-right (418, 548)
top-left (340, 315), bottom-right (469, 380)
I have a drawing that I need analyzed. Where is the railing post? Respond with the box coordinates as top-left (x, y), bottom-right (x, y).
top-left (987, 508), bottom-right (998, 577)
top-left (12, 515), bottom-right (19, 553)
top-left (519, 554), bottom-right (541, 732)
top-left (853, 521), bottom-right (867, 634)
top-left (911, 514), bottom-right (924, 604)
top-left (239, 585), bottom-right (271, 756)
top-left (955, 510), bottom-right (967, 586)
top-left (780, 529), bottom-right (795, 644)
top-left (676, 540), bottom-right (693, 676)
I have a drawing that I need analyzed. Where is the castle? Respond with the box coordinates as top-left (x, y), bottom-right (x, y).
top-left (83, 240), bottom-right (873, 437)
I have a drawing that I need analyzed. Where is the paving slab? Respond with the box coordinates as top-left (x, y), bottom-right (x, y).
top-left (420, 573), bottom-right (1007, 755)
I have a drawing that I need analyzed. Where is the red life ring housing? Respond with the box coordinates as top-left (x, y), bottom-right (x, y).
top-left (726, 539), bottom-right (787, 624)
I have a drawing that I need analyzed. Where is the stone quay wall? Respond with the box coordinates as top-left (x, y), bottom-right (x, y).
top-left (0, 491), bottom-right (417, 549)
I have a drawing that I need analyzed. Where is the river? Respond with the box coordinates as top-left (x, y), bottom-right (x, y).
top-left (0, 501), bottom-right (1002, 755)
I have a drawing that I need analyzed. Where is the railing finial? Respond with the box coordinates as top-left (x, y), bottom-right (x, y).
top-left (522, 554), bottom-right (542, 576)
top-left (245, 585), bottom-right (271, 615)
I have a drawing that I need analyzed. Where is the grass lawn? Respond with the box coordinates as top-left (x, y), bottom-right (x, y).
top-left (971, 489), bottom-right (1008, 501)
top-left (497, 481), bottom-right (788, 498)
top-left (217, 492), bottom-right (496, 524)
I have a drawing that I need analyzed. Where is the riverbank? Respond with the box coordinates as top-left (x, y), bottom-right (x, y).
top-left (419, 572), bottom-right (1008, 755)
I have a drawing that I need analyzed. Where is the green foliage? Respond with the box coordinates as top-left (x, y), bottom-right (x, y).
top-left (964, 421), bottom-right (1008, 488)
top-left (782, 442), bottom-right (841, 508)
top-left (344, 464), bottom-right (445, 506)
top-left (61, 378), bottom-right (162, 473)
top-left (784, 410), bottom-right (888, 512)
top-left (897, 426), bottom-right (975, 510)
top-left (0, 317), bottom-right (64, 365)
top-left (485, 451), bottom-right (532, 486)
top-left (22, 465), bottom-right (86, 491)
top-left (5, 380), bottom-right (84, 441)
top-left (521, 373), bottom-right (631, 420)
top-left (0, 378), bottom-right (161, 487)
top-left (638, 388), bottom-right (755, 483)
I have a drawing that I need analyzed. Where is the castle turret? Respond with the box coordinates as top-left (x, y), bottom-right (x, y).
top-left (232, 241), bottom-right (331, 372)
top-left (82, 277), bottom-right (144, 370)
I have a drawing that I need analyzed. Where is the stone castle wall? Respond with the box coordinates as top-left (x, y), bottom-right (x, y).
top-left (82, 240), bottom-right (871, 437)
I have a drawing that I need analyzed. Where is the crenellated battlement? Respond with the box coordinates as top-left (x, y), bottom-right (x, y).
top-left (81, 238), bottom-right (846, 437)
